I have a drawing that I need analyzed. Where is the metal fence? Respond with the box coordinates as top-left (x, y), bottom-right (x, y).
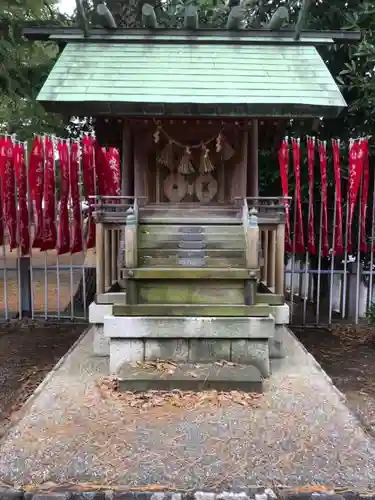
top-left (0, 235), bottom-right (95, 321)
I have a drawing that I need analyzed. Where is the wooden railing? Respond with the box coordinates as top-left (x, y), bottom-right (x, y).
top-left (243, 197), bottom-right (291, 295)
top-left (92, 196), bottom-right (141, 294)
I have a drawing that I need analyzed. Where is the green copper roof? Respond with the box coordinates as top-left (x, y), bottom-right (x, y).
top-left (37, 42), bottom-right (346, 118)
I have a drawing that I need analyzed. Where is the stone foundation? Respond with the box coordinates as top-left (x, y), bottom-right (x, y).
top-left (89, 299), bottom-right (290, 380)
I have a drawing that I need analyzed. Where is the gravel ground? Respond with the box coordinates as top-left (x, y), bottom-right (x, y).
top-left (0, 323), bottom-right (86, 437)
top-left (0, 328), bottom-right (375, 489)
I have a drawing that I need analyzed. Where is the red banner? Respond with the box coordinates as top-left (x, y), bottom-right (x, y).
top-left (14, 143), bottom-right (30, 256)
top-left (95, 145), bottom-right (108, 196)
top-left (360, 138), bottom-right (369, 252)
top-left (56, 140), bottom-right (70, 255)
top-left (318, 141), bottom-right (330, 257)
top-left (70, 141), bottom-right (83, 254)
top-left (106, 147), bottom-right (121, 196)
top-left (332, 139), bottom-right (344, 256)
top-left (292, 138), bottom-right (305, 254)
top-left (306, 137), bottom-right (316, 255)
top-left (82, 135), bottom-right (96, 250)
top-left (95, 145), bottom-right (121, 196)
top-left (0, 137), bottom-right (17, 249)
top-left (40, 136), bottom-right (57, 251)
top-left (347, 140), bottom-right (364, 253)
top-left (29, 136), bottom-right (44, 248)
top-left (278, 139), bottom-right (292, 252)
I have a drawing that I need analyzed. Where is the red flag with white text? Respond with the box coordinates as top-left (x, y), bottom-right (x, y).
top-left (40, 136), bottom-right (57, 251)
top-left (292, 138), bottom-right (305, 254)
top-left (29, 136), bottom-right (44, 248)
top-left (14, 143), bottom-right (30, 255)
top-left (306, 137), bottom-right (316, 255)
top-left (0, 137), bottom-right (17, 249)
top-left (56, 141), bottom-right (70, 255)
top-left (70, 141), bottom-right (83, 254)
top-left (81, 135), bottom-right (96, 250)
top-left (360, 138), bottom-right (369, 252)
top-left (318, 141), bottom-right (330, 257)
top-left (347, 140), bottom-right (364, 253)
top-left (278, 139), bottom-right (292, 252)
top-left (332, 139), bottom-right (344, 256)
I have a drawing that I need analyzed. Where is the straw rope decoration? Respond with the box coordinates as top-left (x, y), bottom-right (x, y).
top-left (153, 120), bottom-right (234, 175)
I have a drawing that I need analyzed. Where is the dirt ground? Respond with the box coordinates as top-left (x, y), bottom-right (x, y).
top-left (0, 322), bottom-right (86, 438)
top-left (293, 324), bottom-right (375, 436)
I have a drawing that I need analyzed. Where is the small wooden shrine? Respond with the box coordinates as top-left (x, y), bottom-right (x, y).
top-left (23, 6), bottom-right (360, 390)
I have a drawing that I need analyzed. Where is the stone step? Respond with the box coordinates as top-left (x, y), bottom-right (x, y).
top-left (138, 280), bottom-right (246, 305)
top-left (117, 362), bottom-right (263, 393)
top-left (122, 268), bottom-right (257, 280)
top-left (112, 304), bottom-right (271, 317)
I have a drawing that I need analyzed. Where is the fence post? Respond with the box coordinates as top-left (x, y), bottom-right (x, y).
top-left (19, 256), bottom-right (32, 317)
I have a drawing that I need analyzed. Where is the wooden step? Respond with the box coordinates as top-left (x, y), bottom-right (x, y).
top-left (138, 237), bottom-right (245, 250)
top-left (139, 253), bottom-right (246, 268)
top-left (138, 280), bottom-right (246, 305)
top-left (112, 304), bottom-right (270, 317)
top-left (122, 268), bottom-right (257, 280)
top-left (139, 224), bottom-right (244, 235)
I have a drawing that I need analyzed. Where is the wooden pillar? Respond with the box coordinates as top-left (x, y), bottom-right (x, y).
top-left (275, 223), bottom-right (285, 295)
top-left (230, 131), bottom-right (247, 201)
top-left (96, 222), bottom-right (105, 295)
top-left (247, 119), bottom-right (259, 198)
top-left (133, 132), bottom-right (148, 201)
top-left (267, 229), bottom-right (276, 290)
top-left (121, 121), bottom-right (133, 197)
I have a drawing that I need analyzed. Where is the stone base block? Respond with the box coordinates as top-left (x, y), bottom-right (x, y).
top-left (269, 325), bottom-right (287, 359)
top-left (269, 303), bottom-right (290, 325)
top-left (231, 339), bottom-right (269, 376)
top-left (117, 362), bottom-right (263, 393)
top-left (96, 292), bottom-right (126, 305)
top-left (89, 302), bottom-right (113, 324)
top-left (109, 337), bottom-right (271, 376)
top-left (92, 324), bottom-right (110, 357)
top-left (104, 314), bottom-right (275, 339)
top-left (145, 339), bottom-right (189, 362)
top-left (110, 339), bottom-right (144, 373)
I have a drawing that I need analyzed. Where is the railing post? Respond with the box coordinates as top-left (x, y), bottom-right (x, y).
top-left (96, 221), bottom-right (105, 295)
top-left (125, 208), bottom-right (137, 269)
top-left (95, 196), bottom-right (105, 296)
top-left (275, 222), bottom-right (285, 295)
top-left (245, 207), bottom-right (259, 269)
top-left (104, 226), bottom-right (111, 290)
top-left (267, 229), bottom-right (276, 290)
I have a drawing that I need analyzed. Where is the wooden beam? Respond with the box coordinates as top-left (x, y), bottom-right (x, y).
top-left (75, 0), bottom-right (89, 37)
top-left (184, 5), bottom-right (199, 30)
top-left (142, 3), bottom-right (158, 29)
top-left (267, 6), bottom-right (289, 31)
top-left (294, 0), bottom-right (312, 41)
top-left (96, 3), bottom-right (117, 29)
top-left (226, 6), bottom-right (243, 31)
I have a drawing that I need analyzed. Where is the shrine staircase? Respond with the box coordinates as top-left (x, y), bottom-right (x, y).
top-left (91, 201), bottom-right (289, 393)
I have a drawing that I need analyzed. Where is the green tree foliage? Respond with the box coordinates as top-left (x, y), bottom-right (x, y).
top-left (0, 0), bottom-right (70, 139)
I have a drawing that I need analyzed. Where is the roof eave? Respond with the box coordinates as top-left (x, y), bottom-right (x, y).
top-left (22, 26), bottom-right (362, 45)
top-left (38, 100), bottom-right (347, 119)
